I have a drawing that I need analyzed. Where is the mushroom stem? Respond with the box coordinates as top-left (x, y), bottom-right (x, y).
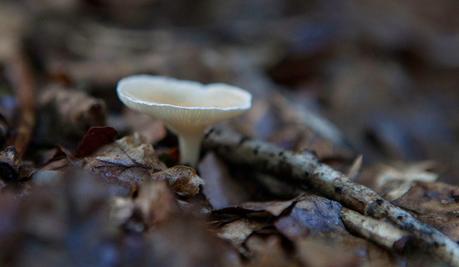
top-left (178, 132), bottom-right (204, 167)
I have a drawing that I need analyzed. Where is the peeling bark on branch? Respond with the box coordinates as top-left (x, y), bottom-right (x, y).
top-left (203, 128), bottom-right (459, 266)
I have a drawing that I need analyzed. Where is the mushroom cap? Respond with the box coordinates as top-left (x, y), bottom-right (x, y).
top-left (117, 75), bottom-right (252, 133)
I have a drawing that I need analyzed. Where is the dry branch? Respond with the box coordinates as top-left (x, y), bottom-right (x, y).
top-left (0, 49), bottom-right (36, 182)
top-left (203, 128), bottom-right (459, 266)
top-left (341, 208), bottom-right (411, 252)
top-left (7, 50), bottom-right (36, 157)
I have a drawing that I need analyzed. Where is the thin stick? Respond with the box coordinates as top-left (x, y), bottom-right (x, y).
top-left (7, 50), bottom-right (36, 157)
top-left (203, 128), bottom-right (459, 266)
top-left (341, 208), bottom-right (410, 251)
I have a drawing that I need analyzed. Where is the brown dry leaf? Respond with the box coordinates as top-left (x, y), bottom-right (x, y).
top-left (34, 146), bottom-right (77, 179)
top-left (392, 181), bottom-right (459, 241)
top-left (35, 127), bottom-right (117, 181)
top-left (151, 165), bottom-right (204, 197)
top-left (83, 133), bottom-right (166, 193)
top-left (295, 236), bottom-right (400, 267)
top-left (4, 168), bottom-right (232, 267)
top-left (376, 161), bottom-right (438, 186)
top-left (146, 213), bottom-right (241, 267)
top-left (29, 148), bottom-right (74, 192)
top-left (111, 181), bottom-right (176, 231)
top-left (0, 146), bottom-right (22, 182)
top-left (0, 169), bottom-right (120, 267)
top-left (212, 198), bottom-right (297, 225)
top-left (199, 153), bottom-right (250, 209)
top-left (36, 85), bottom-right (106, 144)
top-left (371, 161), bottom-right (438, 200)
top-left (296, 230), bottom-right (445, 267)
top-left (245, 235), bottom-right (300, 267)
top-left (0, 146), bottom-right (34, 193)
top-left (110, 196), bottom-right (135, 228)
top-left (74, 126), bottom-right (118, 158)
top-left (134, 181), bottom-right (176, 228)
top-left (296, 237), bottom-right (363, 267)
top-left (217, 219), bottom-right (265, 250)
top-left (214, 195), bottom-right (402, 267)
top-left (347, 155), bottom-right (363, 180)
top-left (55, 132), bottom-right (202, 198)
top-left (240, 199), bottom-right (296, 217)
top-left (274, 194), bottom-right (345, 240)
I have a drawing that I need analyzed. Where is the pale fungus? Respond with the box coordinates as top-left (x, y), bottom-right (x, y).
top-left (117, 75), bottom-right (252, 166)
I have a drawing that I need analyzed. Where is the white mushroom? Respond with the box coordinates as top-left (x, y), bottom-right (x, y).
top-left (117, 75), bottom-right (252, 166)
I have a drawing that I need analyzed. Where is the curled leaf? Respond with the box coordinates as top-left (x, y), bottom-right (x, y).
top-left (152, 165), bottom-right (204, 197)
top-left (74, 126), bottom-right (117, 158)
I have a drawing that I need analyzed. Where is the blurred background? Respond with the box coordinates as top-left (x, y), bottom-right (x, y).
top-left (0, 0), bottom-right (458, 184)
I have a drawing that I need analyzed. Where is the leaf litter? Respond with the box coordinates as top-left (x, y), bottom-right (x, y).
top-left (1, 1), bottom-right (459, 266)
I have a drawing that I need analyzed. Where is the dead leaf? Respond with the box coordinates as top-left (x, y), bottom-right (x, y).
top-left (146, 213), bottom-right (241, 267)
top-left (110, 196), bottom-right (134, 227)
top-left (0, 169), bottom-right (119, 266)
top-left (296, 237), bottom-right (364, 267)
top-left (0, 146), bottom-right (34, 185)
top-left (347, 155), bottom-right (363, 180)
top-left (110, 180), bottom-right (177, 233)
top-left (36, 85), bottom-right (106, 145)
top-left (275, 194), bottom-right (345, 240)
top-left (392, 181), bottom-right (459, 241)
top-left (217, 219), bottom-right (265, 249)
top-left (240, 200), bottom-right (296, 217)
top-left (0, 146), bottom-right (20, 182)
top-left (245, 235), bottom-right (300, 267)
top-left (151, 165), bottom-right (204, 197)
top-left (134, 181), bottom-right (176, 228)
top-left (199, 153), bottom-right (250, 209)
top-left (74, 126), bottom-right (117, 158)
top-left (39, 85), bottom-right (106, 130)
top-left (83, 133), bottom-right (166, 194)
top-left (36, 146), bottom-right (76, 177)
top-left (212, 198), bottom-right (297, 225)
top-left (294, 227), bottom-right (401, 267)
top-left (374, 161), bottom-right (438, 200)
top-left (376, 161), bottom-right (438, 187)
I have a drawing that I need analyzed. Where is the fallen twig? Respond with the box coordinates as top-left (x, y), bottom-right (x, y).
top-left (0, 49), bottom-right (36, 183)
top-left (7, 50), bottom-right (36, 157)
top-left (341, 208), bottom-right (411, 252)
top-left (203, 128), bottom-right (459, 266)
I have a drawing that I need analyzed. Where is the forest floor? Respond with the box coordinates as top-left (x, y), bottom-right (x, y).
top-left (0, 1), bottom-right (459, 267)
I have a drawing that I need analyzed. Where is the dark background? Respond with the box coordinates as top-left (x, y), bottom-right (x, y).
top-left (1, 0), bottom-right (458, 183)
